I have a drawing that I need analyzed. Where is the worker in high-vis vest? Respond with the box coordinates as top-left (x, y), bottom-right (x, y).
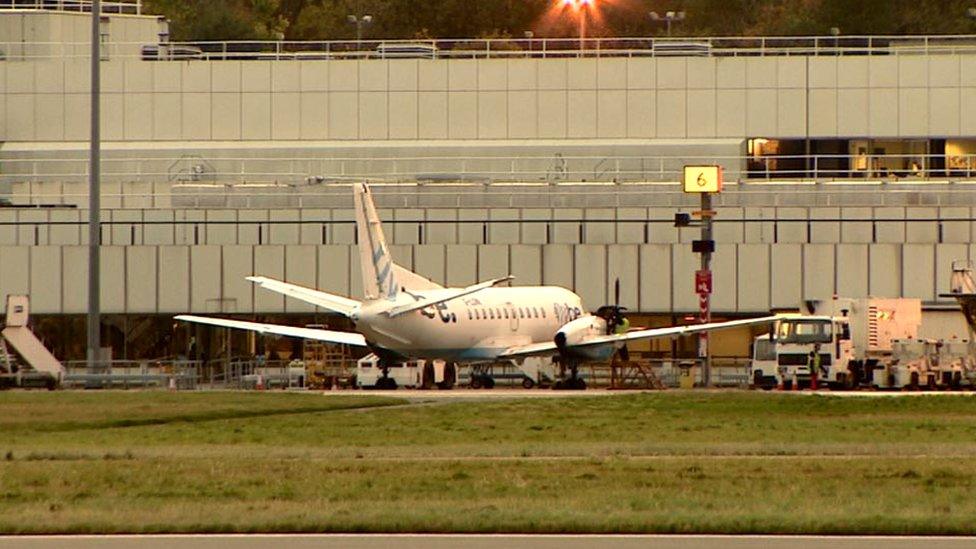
top-left (614, 316), bottom-right (630, 335)
top-left (809, 343), bottom-right (822, 389)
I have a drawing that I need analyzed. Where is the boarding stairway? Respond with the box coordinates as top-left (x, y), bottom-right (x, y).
top-left (0, 295), bottom-right (64, 387)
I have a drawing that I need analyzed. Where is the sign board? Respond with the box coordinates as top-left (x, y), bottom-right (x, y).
top-left (683, 165), bottom-right (723, 193)
top-left (695, 270), bottom-right (712, 295)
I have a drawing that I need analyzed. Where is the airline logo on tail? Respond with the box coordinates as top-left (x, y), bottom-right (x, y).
top-left (354, 184), bottom-right (399, 301)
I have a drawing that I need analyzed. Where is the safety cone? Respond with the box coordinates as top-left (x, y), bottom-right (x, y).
top-left (256, 375), bottom-right (265, 391)
top-left (776, 375), bottom-right (784, 391)
top-left (810, 374), bottom-right (818, 391)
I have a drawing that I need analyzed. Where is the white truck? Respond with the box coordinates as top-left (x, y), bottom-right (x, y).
top-left (751, 297), bottom-right (921, 390)
top-left (355, 354), bottom-right (457, 390)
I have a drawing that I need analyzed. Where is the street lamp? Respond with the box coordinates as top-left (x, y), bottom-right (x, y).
top-left (560, 0), bottom-right (595, 51)
top-left (649, 10), bottom-right (685, 37)
top-left (347, 14), bottom-right (373, 46)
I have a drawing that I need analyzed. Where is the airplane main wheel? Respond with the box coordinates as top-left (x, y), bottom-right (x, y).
top-left (421, 363), bottom-right (435, 390)
top-left (437, 363), bottom-right (456, 390)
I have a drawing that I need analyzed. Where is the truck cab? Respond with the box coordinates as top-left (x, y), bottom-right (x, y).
top-left (751, 315), bottom-right (853, 389)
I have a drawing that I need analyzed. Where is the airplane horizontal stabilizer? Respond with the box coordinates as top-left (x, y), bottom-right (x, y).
top-left (246, 276), bottom-right (360, 316)
top-left (175, 315), bottom-right (367, 347)
top-left (498, 315), bottom-right (780, 359)
top-left (385, 276), bottom-right (514, 318)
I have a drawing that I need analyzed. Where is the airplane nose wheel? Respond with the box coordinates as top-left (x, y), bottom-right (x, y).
top-left (553, 360), bottom-right (586, 390)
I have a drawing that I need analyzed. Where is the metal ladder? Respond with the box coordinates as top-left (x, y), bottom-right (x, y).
top-left (0, 338), bottom-right (14, 374)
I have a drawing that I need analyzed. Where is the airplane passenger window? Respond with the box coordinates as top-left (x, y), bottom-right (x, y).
top-left (467, 310), bottom-right (472, 320)
top-left (542, 308), bottom-right (547, 318)
top-left (490, 309), bottom-right (495, 319)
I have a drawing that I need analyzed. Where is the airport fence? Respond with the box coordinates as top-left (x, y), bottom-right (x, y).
top-left (62, 359), bottom-right (200, 389)
top-left (5, 34), bottom-right (976, 60)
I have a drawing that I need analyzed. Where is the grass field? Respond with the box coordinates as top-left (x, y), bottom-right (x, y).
top-left (2, 390), bottom-right (976, 534)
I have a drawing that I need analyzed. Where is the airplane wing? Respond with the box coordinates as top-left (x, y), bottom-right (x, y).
top-left (246, 276), bottom-right (360, 317)
top-left (385, 276), bottom-right (514, 318)
top-left (498, 315), bottom-right (779, 359)
top-left (175, 315), bottom-right (368, 347)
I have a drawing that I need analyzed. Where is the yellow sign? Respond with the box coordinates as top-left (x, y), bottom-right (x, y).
top-left (683, 165), bottom-right (723, 193)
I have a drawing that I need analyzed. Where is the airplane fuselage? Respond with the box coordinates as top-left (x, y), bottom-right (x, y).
top-left (354, 286), bottom-right (587, 362)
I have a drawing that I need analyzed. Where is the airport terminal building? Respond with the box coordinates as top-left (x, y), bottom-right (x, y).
top-left (3, 1), bottom-right (976, 360)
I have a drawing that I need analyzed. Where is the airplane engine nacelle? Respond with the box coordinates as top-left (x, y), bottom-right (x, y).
top-left (554, 316), bottom-right (615, 361)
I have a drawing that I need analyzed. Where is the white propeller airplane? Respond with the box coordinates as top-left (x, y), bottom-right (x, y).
top-left (177, 183), bottom-right (777, 389)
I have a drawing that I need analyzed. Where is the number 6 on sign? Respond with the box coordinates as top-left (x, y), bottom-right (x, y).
top-left (683, 165), bottom-right (723, 193)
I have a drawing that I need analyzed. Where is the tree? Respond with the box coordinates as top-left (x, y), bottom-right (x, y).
top-left (143, 0), bottom-right (976, 42)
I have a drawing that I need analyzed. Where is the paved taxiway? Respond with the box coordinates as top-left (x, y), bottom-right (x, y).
top-left (3, 535), bottom-right (974, 549)
top-left (315, 388), bottom-right (976, 401)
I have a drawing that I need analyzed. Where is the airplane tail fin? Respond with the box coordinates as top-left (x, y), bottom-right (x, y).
top-left (354, 183), bottom-right (400, 301)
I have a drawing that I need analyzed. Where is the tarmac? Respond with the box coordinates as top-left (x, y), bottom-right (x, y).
top-left (2, 535), bottom-right (974, 549)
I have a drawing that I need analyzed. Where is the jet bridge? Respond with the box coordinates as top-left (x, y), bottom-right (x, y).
top-left (0, 295), bottom-right (64, 387)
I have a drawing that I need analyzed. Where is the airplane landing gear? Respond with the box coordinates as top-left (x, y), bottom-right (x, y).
top-left (437, 362), bottom-right (456, 390)
top-left (553, 360), bottom-right (586, 390)
top-left (375, 364), bottom-right (398, 390)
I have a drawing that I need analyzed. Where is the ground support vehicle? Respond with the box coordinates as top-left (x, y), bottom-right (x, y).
top-left (355, 354), bottom-right (456, 390)
top-left (464, 357), bottom-right (557, 389)
top-left (751, 297), bottom-right (922, 390)
top-left (875, 339), bottom-right (974, 390)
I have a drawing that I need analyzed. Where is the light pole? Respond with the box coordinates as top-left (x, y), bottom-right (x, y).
top-left (560, 0), bottom-right (595, 51)
top-left (649, 10), bottom-right (686, 37)
top-left (347, 14), bottom-right (373, 47)
top-left (88, 0), bottom-right (101, 371)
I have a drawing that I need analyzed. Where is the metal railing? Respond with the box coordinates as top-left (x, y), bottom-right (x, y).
top-left (0, 214), bottom-right (971, 247)
top-left (3, 153), bottom-right (975, 187)
top-left (0, 0), bottom-right (141, 14)
top-left (62, 359), bottom-right (199, 389)
top-left (5, 34), bottom-right (976, 61)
